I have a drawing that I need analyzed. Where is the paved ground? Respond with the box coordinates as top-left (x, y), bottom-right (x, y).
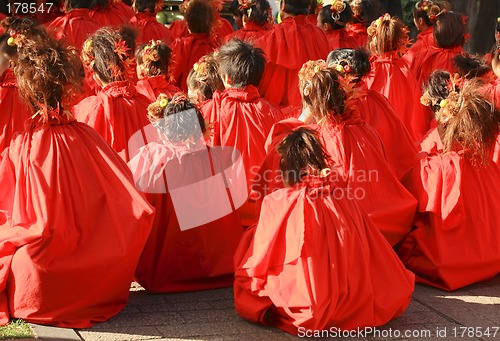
top-left (22, 275), bottom-right (500, 341)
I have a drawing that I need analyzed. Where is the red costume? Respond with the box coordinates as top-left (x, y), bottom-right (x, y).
top-left (91, 1), bottom-right (132, 27)
top-left (255, 15), bottom-right (330, 108)
top-left (0, 69), bottom-right (32, 154)
top-left (46, 8), bottom-right (101, 50)
top-left (234, 175), bottom-right (415, 335)
top-left (128, 139), bottom-right (244, 293)
top-left (130, 12), bottom-right (174, 46)
top-left (403, 27), bottom-right (434, 67)
top-left (168, 17), bottom-right (233, 42)
top-left (224, 21), bottom-right (270, 43)
top-left (410, 45), bottom-right (464, 87)
top-left (135, 76), bottom-right (181, 102)
top-left (398, 152), bottom-right (500, 291)
top-left (353, 80), bottom-right (418, 178)
top-left (73, 81), bottom-right (151, 162)
top-left (365, 52), bottom-right (431, 141)
top-left (170, 33), bottom-right (220, 92)
top-left (325, 28), bottom-right (358, 51)
top-left (0, 111), bottom-right (154, 327)
top-left (347, 22), bottom-right (368, 48)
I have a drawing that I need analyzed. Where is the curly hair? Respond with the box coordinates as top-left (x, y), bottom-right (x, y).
top-left (82, 26), bottom-right (137, 84)
top-left (2, 17), bottom-right (83, 119)
top-left (187, 53), bottom-right (224, 102)
top-left (135, 40), bottom-right (172, 77)
top-left (147, 93), bottom-right (207, 143)
top-left (420, 70), bottom-right (452, 113)
top-left (367, 13), bottom-right (409, 55)
top-left (277, 126), bottom-right (330, 186)
top-left (298, 60), bottom-right (346, 123)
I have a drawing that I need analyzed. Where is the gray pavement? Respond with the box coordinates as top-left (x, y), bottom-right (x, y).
top-left (26, 275), bottom-right (500, 341)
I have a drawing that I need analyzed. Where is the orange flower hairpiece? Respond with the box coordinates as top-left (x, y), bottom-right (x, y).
top-left (114, 39), bottom-right (129, 61)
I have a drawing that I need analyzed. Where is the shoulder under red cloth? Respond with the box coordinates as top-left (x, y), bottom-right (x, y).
top-left (410, 45), bottom-right (464, 87)
top-left (234, 175), bottom-right (414, 334)
top-left (224, 21), bottom-right (270, 43)
top-left (403, 27), bottom-right (434, 67)
top-left (398, 153), bottom-right (500, 291)
top-left (0, 113), bottom-right (154, 327)
top-left (130, 12), bottom-right (174, 46)
top-left (128, 140), bottom-right (244, 292)
top-left (91, 2), bottom-right (132, 27)
top-left (0, 69), bottom-right (32, 154)
top-left (325, 28), bottom-right (359, 51)
top-left (254, 15), bottom-right (331, 108)
top-left (135, 76), bottom-right (181, 103)
top-left (365, 52), bottom-right (431, 141)
top-left (72, 81), bottom-right (152, 162)
top-left (346, 22), bottom-right (368, 49)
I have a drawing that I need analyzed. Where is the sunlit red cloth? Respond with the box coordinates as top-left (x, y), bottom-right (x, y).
top-left (306, 13), bottom-right (317, 26)
top-left (254, 15), bottom-right (330, 108)
top-left (130, 12), bottom-right (174, 46)
top-left (234, 175), bottom-right (415, 335)
top-left (224, 21), bottom-right (270, 43)
top-left (170, 32), bottom-right (220, 92)
top-left (72, 81), bottom-right (151, 162)
top-left (91, 1), bottom-right (132, 27)
top-left (128, 140), bottom-right (244, 292)
top-left (168, 17), bottom-right (233, 43)
top-left (0, 69), bottom-right (31, 154)
top-left (252, 115), bottom-right (417, 246)
top-left (135, 76), bottom-right (181, 102)
top-left (46, 8), bottom-right (100, 51)
top-left (353, 81), bottom-right (418, 178)
top-left (480, 73), bottom-right (500, 110)
top-left (0, 112), bottom-right (154, 327)
top-left (403, 26), bottom-right (434, 67)
top-left (410, 45), bottom-right (464, 87)
top-left (325, 28), bottom-right (358, 51)
top-left (347, 22), bottom-right (368, 49)
top-left (398, 152), bottom-right (500, 291)
top-left (365, 52), bottom-right (430, 141)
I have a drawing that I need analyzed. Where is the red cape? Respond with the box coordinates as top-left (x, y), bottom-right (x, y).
top-left (135, 76), bottom-right (181, 102)
top-left (410, 45), bottom-right (464, 87)
top-left (170, 33), bottom-right (220, 92)
top-left (347, 22), bottom-right (368, 48)
top-left (72, 81), bottom-right (151, 162)
top-left (0, 114), bottom-right (154, 327)
top-left (252, 116), bottom-right (418, 246)
top-left (46, 8), bottom-right (101, 51)
top-left (398, 153), bottom-right (500, 291)
top-left (130, 12), bottom-right (174, 46)
top-left (480, 73), bottom-right (500, 110)
top-left (234, 176), bottom-right (414, 334)
top-left (255, 15), bottom-right (331, 108)
top-left (0, 69), bottom-right (32, 154)
top-left (365, 53), bottom-right (431, 141)
top-left (353, 81), bottom-right (419, 178)
top-left (224, 21), bottom-right (270, 43)
top-left (403, 27), bottom-right (434, 67)
top-left (168, 17), bottom-right (233, 43)
top-left (325, 28), bottom-right (358, 51)
top-left (91, 2), bottom-right (131, 27)
top-left (128, 140), bottom-right (244, 292)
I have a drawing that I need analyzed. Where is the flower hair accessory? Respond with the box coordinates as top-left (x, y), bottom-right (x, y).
top-left (299, 60), bottom-right (328, 97)
top-left (142, 40), bottom-right (162, 63)
top-left (330, 0), bottom-right (346, 22)
top-left (159, 98), bottom-right (169, 108)
top-left (238, 0), bottom-right (255, 15)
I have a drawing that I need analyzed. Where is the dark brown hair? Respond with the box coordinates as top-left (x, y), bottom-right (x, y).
top-left (239, 0), bottom-right (271, 26)
top-left (326, 48), bottom-right (370, 80)
top-left (134, 0), bottom-right (162, 12)
top-left (318, 2), bottom-right (352, 30)
top-left (281, 0), bottom-right (309, 16)
top-left (433, 11), bottom-right (466, 48)
top-left (412, 1), bottom-right (445, 27)
top-left (184, 0), bottom-right (215, 34)
top-left (420, 70), bottom-right (452, 113)
top-left (298, 60), bottom-right (345, 123)
top-left (452, 54), bottom-right (491, 80)
top-left (3, 17), bottom-right (83, 118)
top-left (135, 40), bottom-right (172, 77)
top-left (0, 33), bottom-right (18, 64)
top-left (277, 126), bottom-right (330, 186)
top-left (215, 38), bottom-right (266, 88)
top-left (367, 14), bottom-right (409, 55)
top-left (186, 53), bottom-right (224, 101)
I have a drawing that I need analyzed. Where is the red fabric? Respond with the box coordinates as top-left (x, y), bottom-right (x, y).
top-left (403, 27), bottom-right (434, 67)
top-left (130, 12), bottom-right (174, 46)
top-left (206, 85), bottom-right (284, 187)
top-left (128, 141), bottom-right (244, 292)
top-left (135, 76), bottom-right (181, 102)
top-left (72, 81), bottom-right (151, 162)
top-left (234, 175), bottom-right (415, 334)
top-left (253, 116), bottom-right (417, 246)
top-left (480, 73), bottom-right (500, 110)
top-left (46, 8), bottom-right (100, 51)
top-left (91, 3), bottom-right (131, 27)
top-left (255, 15), bottom-right (330, 108)
top-left (347, 22), bottom-right (368, 48)
top-left (0, 113), bottom-right (154, 327)
top-left (410, 45), bottom-right (464, 87)
top-left (170, 33), bottom-right (220, 92)
top-left (325, 28), bottom-right (358, 51)
top-left (398, 153), bottom-right (500, 291)
top-left (306, 13), bottom-right (317, 26)
top-left (353, 81), bottom-right (418, 178)
top-left (0, 69), bottom-right (31, 154)
top-left (168, 20), bottom-right (189, 39)
top-left (168, 17), bottom-right (233, 42)
top-left (365, 52), bottom-right (431, 141)
top-left (224, 22), bottom-right (270, 43)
